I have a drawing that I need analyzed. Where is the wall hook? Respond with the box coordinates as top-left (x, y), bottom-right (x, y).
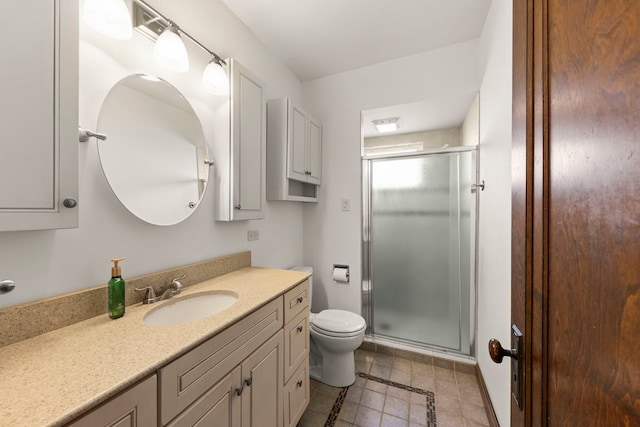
top-left (78, 127), bottom-right (107, 142)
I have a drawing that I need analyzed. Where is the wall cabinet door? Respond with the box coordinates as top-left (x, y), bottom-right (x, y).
top-left (0, 0), bottom-right (78, 231)
top-left (216, 59), bottom-right (266, 221)
top-left (240, 331), bottom-right (284, 427)
top-left (286, 102), bottom-right (322, 186)
top-left (307, 116), bottom-right (322, 185)
top-left (68, 375), bottom-right (157, 427)
top-left (288, 104), bottom-right (309, 182)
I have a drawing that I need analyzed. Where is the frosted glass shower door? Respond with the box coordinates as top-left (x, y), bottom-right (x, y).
top-left (370, 152), bottom-right (472, 353)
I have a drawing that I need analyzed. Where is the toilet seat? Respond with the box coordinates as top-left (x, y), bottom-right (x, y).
top-left (310, 309), bottom-right (366, 337)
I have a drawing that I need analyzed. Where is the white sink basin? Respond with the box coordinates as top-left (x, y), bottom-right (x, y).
top-left (143, 291), bottom-right (239, 326)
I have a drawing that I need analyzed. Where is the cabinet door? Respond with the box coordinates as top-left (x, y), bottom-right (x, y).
top-left (287, 103), bottom-right (309, 183)
top-left (167, 368), bottom-right (241, 427)
top-left (232, 60), bottom-right (265, 220)
top-left (307, 116), bottom-right (322, 185)
top-left (0, 0), bottom-right (78, 231)
top-left (241, 331), bottom-right (284, 427)
top-left (68, 375), bottom-right (157, 427)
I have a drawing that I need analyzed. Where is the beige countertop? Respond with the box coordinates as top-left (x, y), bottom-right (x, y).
top-left (0, 267), bottom-right (309, 427)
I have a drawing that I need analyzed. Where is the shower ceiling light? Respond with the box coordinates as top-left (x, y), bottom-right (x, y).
top-left (373, 117), bottom-right (401, 133)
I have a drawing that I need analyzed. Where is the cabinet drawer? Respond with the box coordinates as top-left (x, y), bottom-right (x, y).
top-left (68, 375), bottom-right (157, 427)
top-left (283, 280), bottom-right (309, 323)
top-left (284, 358), bottom-right (310, 427)
top-left (284, 309), bottom-right (309, 381)
top-left (159, 298), bottom-right (283, 425)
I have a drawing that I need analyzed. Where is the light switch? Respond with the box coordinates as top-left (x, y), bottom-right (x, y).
top-left (341, 198), bottom-right (351, 211)
top-left (247, 230), bottom-right (259, 241)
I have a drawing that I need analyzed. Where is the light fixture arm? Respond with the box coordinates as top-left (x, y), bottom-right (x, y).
top-left (137, 0), bottom-right (226, 66)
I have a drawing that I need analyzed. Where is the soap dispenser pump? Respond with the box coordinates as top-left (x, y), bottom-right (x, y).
top-left (108, 257), bottom-right (126, 319)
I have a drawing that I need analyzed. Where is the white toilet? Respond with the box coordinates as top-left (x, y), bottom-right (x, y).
top-left (291, 267), bottom-right (366, 387)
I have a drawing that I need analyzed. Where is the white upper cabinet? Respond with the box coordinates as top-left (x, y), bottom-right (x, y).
top-left (266, 98), bottom-right (322, 202)
top-left (215, 59), bottom-right (266, 221)
top-left (0, 0), bottom-right (78, 231)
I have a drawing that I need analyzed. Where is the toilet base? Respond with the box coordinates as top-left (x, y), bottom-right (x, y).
top-left (310, 350), bottom-right (357, 388)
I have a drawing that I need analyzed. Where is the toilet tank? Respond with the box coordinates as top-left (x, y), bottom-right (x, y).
top-left (290, 266), bottom-right (313, 308)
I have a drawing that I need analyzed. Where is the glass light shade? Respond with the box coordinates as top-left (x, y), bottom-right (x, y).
top-left (154, 26), bottom-right (189, 72)
top-left (83, 0), bottom-right (132, 40)
top-left (202, 60), bottom-right (229, 96)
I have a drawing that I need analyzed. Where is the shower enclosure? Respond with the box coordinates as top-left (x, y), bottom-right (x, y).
top-left (362, 148), bottom-right (477, 355)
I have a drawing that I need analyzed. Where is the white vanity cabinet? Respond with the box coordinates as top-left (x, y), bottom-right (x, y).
top-left (159, 298), bottom-right (284, 426)
top-left (266, 98), bottom-right (322, 202)
top-left (215, 59), bottom-right (266, 221)
top-left (65, 281), bottom-right (310, 427)
top-left (0, 0), bottom-right (78, 231)
top-left (67, 375), bottom-right (157, 427)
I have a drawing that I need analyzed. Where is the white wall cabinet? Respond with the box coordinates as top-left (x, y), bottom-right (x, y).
top-left (215, 59), bottom-right (266, 221)
top-left (267, 98), bottom-right (322, 202)
top-left (0, 0), bottom-right (78, 231)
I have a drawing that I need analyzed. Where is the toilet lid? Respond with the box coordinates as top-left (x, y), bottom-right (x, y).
top-left (310, 309), bottom-right (366, 335)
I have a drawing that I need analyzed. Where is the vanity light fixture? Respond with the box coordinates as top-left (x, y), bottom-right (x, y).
top-left (202, 57), bottom-right (230, 96)
top-left (372, 117), bottom-right (401, 133)
top-left (133, 0), bottom-right (228, 93)
top-left (83, 0), bottom-right (133, 40)
top-left (153, 23), bottom-right (189, 72)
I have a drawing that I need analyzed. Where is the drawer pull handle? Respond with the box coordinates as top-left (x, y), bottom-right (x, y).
top-left (297, 297), bottom-right (304, 304)
top-left (297, 325), bottom-right (304, 333)
top-left (244, 377), bottom-right (252, 387)
top-left (297, 380), bottom-right (303, 388)
top-left (235, 386), bottom-right (244, 396)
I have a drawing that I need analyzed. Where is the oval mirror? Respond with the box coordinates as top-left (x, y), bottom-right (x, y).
top-left (97, 74), bottom-right (210, 226)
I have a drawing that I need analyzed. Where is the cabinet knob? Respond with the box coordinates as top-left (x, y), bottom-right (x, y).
top-left (297, 380), bottom-right (303, 388)
top-left (244, 377), bottom-right (252, 387)
top-left (297, 325), bottom-right (303, 333)
top-left (235, 386), bottom-right (244, 396)
top-left (235, 204), bottom-right (242, 209)
top-left (63, 198), bottom-right (77, 208)
top-left (297, 296), bottom-right (304, 304)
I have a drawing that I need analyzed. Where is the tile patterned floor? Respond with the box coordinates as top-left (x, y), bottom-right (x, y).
top-left (297, 349), bottom-right (489, 427)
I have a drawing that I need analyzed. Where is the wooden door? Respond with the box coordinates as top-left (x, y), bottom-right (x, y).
top-left (510, 0), bottom-right (640, 425)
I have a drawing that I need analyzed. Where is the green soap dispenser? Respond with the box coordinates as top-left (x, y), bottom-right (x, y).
top-left (108, 257), bottom-right (126, 319)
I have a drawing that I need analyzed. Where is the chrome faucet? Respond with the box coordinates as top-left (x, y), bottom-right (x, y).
top-left (135, 274), bottom-right (185, 304)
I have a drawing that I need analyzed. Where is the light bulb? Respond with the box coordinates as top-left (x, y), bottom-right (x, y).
top-left (202, 59), bottom-right (229, 96)
top-left (83, 0), bottom-right (132, 40)
top-left (154, 25), bottom-right (189, 73)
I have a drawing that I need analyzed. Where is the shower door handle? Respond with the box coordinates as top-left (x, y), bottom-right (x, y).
top-left (489, 324), bottom-right (523, 409)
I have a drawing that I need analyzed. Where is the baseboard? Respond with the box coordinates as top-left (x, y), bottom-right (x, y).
top-left (475, 364), bottom-right (500, 427)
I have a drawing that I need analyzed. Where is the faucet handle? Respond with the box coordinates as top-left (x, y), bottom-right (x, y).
top-left (170, 274), bottom-right (186, 289)
top-left (134, 286), bottom-right (157, 304)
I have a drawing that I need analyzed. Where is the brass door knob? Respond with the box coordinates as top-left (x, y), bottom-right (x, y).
top-left (489, 338), bottom-right (518, 363)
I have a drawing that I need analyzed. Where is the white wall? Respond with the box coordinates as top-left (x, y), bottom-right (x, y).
top-left (302, 40), bottom-right (480, 314)
top-left (477, 1), bottom-right (513, 425)
top-left (0, 0), bottom-right (304, 309)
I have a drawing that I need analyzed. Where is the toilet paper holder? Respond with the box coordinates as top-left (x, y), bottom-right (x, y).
top-left (332, 264), bottom-right (350, 283)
